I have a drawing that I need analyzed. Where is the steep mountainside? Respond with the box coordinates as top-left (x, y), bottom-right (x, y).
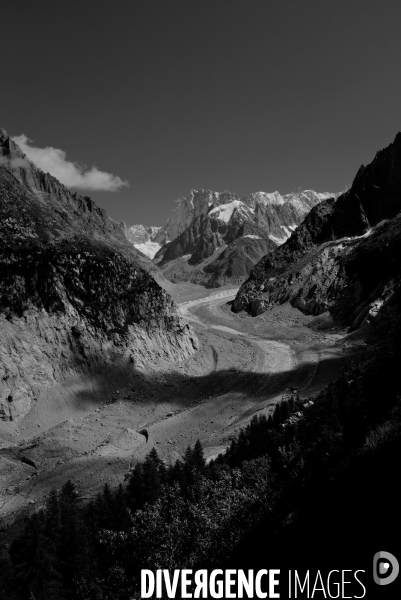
top-left (0, 130), bottom-right (162, 274)
top-left (233, 132), bottom-right (401, 329)
top-left (0, 129), bottom-right (197, 424)
top-left (155, 189), bottom-right (237, 244)
top-left (137, 188), bottom-right (336, 287)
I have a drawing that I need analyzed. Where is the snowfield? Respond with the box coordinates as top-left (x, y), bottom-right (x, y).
top-left (209, 200), bottom-right (244, 223)
top-left (134, 241), bottom-right (162, 258)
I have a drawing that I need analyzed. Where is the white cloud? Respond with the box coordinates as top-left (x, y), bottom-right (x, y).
top-left (11, 134), bottom-right (129, 192)
top-left (0, 156), bottom-right (30, 168)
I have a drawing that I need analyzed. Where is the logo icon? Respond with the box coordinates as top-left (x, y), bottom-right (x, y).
top-left (373, 551), bottom-right (399, 585)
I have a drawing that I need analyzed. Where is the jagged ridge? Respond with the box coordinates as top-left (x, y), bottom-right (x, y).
top-left (233, 132), bottom-right (401, 329)
top-left (0, 131), bottom-right (198, 422)
top-left (144, 188), bottom-right (335, 287)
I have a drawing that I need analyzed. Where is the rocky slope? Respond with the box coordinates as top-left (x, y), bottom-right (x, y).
top-left (232, 132), bottom-right (401, 329)
top-left (0, 129), bottom-right (197, 425)
top-left (134, 188), bottom-right (336, 287)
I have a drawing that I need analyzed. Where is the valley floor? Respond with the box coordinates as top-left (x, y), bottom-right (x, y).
top-left (0, 282), bottom-right (367, 533)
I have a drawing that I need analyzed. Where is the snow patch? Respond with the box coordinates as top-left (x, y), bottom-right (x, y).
top-left (134, 241), bottom-right (162, 259)
top-left (243, 234), bottom-right (262, 239)
top-left (373, 219), bottom-right (389, 229)
top-left (209, 199), bottom-right (243, 223)
top-left (328, 220), bottom-right (390, 249)
top-left (286, 191), bottom-right (335, 213)
top-left (355, 220), bottom-right (389, 240)
top-left (268, 234), bottom-right (286, 245)
top-left (239, 204), bottom-right (255, 214)
top-left (280, 225), bottom-right (293, 238)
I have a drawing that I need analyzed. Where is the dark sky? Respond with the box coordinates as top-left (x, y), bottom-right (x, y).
top-left (2, 1), bottom-right (401, 226)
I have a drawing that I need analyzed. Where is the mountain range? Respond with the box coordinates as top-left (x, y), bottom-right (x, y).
top-left (233, 132), bottom-right (401, 331)
top-left (129, 188), bottom-right (338, 287)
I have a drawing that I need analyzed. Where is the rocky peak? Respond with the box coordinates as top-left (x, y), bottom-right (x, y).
top-left (244, 191), bottom-right (285, 208)
top-left (126, 224), bottom-right (161, 244)
top-left (330, 131), bottom-right (401, 238)
top-left (0, 128), bottom-right (10, 146)
top-left (213, 190), bottom-right (241, 206)
top-left (0, 129), bottom-right (27, 164)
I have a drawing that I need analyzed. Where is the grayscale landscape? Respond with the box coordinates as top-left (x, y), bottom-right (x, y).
top-left (1, 2), bottom-right (401, 598)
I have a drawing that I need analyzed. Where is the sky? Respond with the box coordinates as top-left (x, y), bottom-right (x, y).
top-left (2, 0), bottom-right (401, 227)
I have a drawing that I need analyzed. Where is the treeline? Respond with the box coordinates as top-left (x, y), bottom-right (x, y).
top-left (1, 300), bottom-right (401, 599)
top-left (0, 403), bottom-right (291, 600)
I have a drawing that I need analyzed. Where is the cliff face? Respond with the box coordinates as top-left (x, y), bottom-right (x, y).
top-left (154, 189), bottom-right (238, 245)
top-left (232, 133), bottom-right (401, 329)
top-left (125, 225), bottom-right (161, 245)
top-left (330, 132), bottom-right (401, 237)
top-left (0, 131), bottom-right (197, 423)
top-left (149, 188), bottom-right (335, 287)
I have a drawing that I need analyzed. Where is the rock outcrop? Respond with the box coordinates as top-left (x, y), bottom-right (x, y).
top-left (0, 130), bottom-right (198, 422)
top-left (232, 132), bottom-right (401, 330)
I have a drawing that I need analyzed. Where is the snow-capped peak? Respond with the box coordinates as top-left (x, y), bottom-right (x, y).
top-left (133, 241), bottom-right (162, 259)
top-left (209, 200), bottom-right (248, 223)
top-left (245, 191), bottom-right (285, 207)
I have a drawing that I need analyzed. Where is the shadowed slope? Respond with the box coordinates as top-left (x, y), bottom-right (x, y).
top-left (0, 131), bottom-right (198, 424)
top-left (233, 132), bottom-right (401, 328)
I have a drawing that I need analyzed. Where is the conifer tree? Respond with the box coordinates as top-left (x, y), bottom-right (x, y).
top-left (58, 480), bottom-right (89, 591)
top-left (126, 462), bottom-right (145, 511)
top-left (142, 452), bottom-right (163, 504)
top-left (192, 439), bottom-right (206, 471)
